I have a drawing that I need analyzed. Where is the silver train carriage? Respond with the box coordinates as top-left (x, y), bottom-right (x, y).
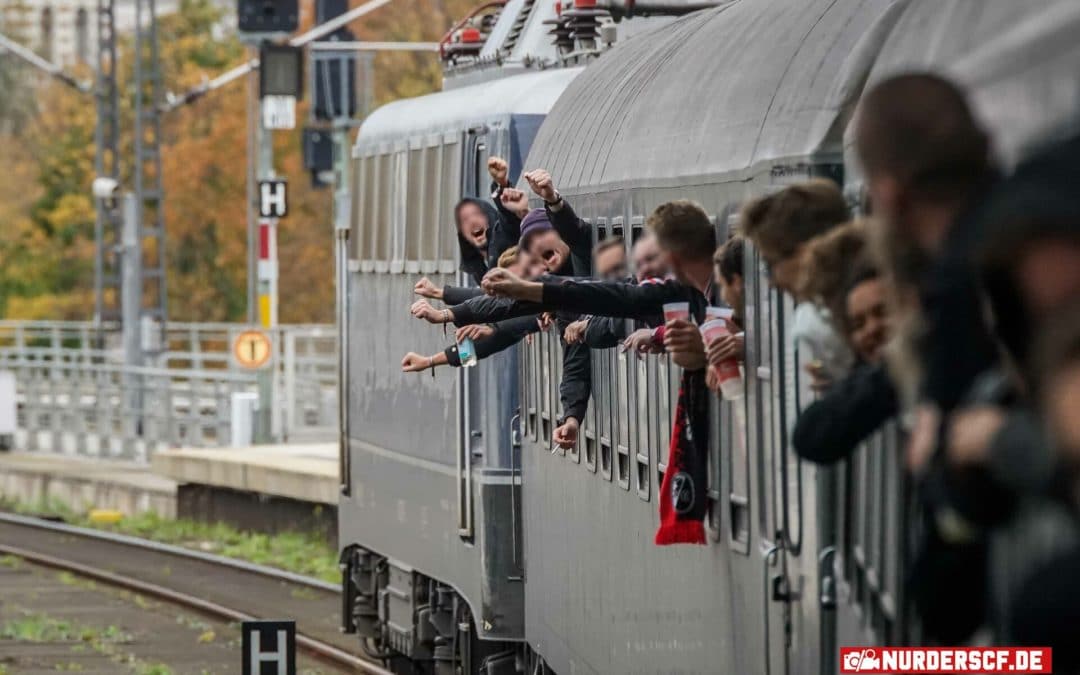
top-left (339, 0), bottom-right (1080, 672)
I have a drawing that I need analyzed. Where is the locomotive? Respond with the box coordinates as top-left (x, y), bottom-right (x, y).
top-left (338, 1), bottom-right (1080, 672)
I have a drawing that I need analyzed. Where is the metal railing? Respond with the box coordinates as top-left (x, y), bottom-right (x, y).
top-left (0, 321), bottom-right (337, 460)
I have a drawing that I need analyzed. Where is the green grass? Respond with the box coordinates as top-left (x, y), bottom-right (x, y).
top-left (2, 498), bottom-right (340, 583)
top-left (0, 613), bottom-right (132, 646)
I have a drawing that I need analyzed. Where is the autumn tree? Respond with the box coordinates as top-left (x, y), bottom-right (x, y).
top-left (0, 0), bottom-right (477, 323)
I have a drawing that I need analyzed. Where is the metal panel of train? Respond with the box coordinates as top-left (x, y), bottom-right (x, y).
top-left (339, 0), bottom-right (1080, 672)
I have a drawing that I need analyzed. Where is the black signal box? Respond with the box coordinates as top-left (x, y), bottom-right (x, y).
top-left (238, 0), bottom-right (299, 35)
top-left (260, 44), bottom-right (304, 99)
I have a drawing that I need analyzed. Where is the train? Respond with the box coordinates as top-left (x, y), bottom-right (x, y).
top-left (336, 1), bottom-right (1080, 673)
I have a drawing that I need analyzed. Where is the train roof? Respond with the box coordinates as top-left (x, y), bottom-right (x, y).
top-left (524, 0), bottom-right (1080, 194)
top-left (854, 0), bottom-right (1080, 169)
top-left (353, 67), bottom-right (584, 156)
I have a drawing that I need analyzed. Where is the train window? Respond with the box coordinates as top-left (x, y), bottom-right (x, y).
top-left (540, 330), bottom-right (552, 442)
top-left (610, 216), bottom-right (624, 240)
top-left (586, 347), bottom-right (601, 474)
top-left (615, 349), bottom-right (631, 490)
top-left (634, 355), bottom-right (649, 501)
top-left (372, 153), bottom-right (389, 272)
top-left (439, 140), bottom-right (461, 271)
top-left (594, 217), bottom-right (608, 241)
top-left (421, 144), bottom-right (440, 272)
top-left (389, 150), bottom-right (407, 273)
top-left (405, 148), bottom-right (424, 271)
top-left (728, 399), bottom-right (751, 554)
top-left (354, 156), bottom-right (371, 262)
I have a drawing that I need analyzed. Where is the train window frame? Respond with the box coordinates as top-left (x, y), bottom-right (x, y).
top-left (405, 143), bottom-right (425, 273)
top-left (371, 152), bottom-right (389, 273)
top-left (438, 135), bottom-right (461, 273)
top-left (634, 350), bottom-right (650, 502)
top-left (419, 136), bottom-right (442, 274)
top-left (615, 347), bottom-right (631, 491)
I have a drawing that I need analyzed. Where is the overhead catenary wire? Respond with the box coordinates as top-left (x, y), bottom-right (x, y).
top-left (162, 0), bottom-right (431, 112)
top-left (0, 30), bottom-right (92, 93)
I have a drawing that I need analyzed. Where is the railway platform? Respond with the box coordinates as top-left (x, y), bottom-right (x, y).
top-left (151, 443), bottom-right (339, 540)
top-left (0, 451), bottom-right (177, 517)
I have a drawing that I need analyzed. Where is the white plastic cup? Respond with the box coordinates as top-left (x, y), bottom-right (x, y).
top-left (662, 302), bottom-right (690, 323)
top-left (700, 319), bottom-right (743, 400)
top-left (705, 306), bottom-right (734, 321)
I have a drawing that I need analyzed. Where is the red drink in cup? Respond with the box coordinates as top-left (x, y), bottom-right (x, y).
top-left (700, 317), bottom-right (743, 400)
top-left (663, 302), bottom-right (690, 323)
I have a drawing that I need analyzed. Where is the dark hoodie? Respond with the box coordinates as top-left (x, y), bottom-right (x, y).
top-left (456, 197), bottom-right (521, 285)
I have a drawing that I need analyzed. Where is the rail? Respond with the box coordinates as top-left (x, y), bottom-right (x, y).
top-left (0, 321), bottom-right (337, 459)
top-left (0, 512), bottom-right (388, 673)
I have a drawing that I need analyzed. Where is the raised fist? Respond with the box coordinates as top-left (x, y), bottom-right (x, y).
top-left (414, 277), bottom-right (442, 300)
top-left (500, 187), bottom-right (529, 217)
top-left (410, 299), bottom-right (445, 324)
top-left (487, 156), bottom-right (509, 186)
top-left (524, 169), bottom-right (558, 204)
top-left (401, 352), bottom-right (430, 373)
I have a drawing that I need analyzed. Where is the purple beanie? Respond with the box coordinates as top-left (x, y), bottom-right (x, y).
top-left (518, 208), bottom-right (553, 252)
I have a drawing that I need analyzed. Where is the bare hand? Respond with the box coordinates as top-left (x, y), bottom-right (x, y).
top-left (487, 156), bottom-right (509, 186)
top-left (706, 367), bottom-right (720, 393)
top-left (707, 333), bottom-right (744, 366)
top-left (500, 187), bottom-right (529, 217)
top-left (947, 405), bottom-right (1006, 467)
top-left (401, 352), bottom-right (431, 373)
top-left (563, 319), bottom-right (588, 344)
top-left (414, 277), bottom-right (442, 300)
top-left (804, 360), bottom-right (832, 393)
top-left (456, 324), bottom-right (494, 342)
top-left (664, 319), bottom-right (707, 370)
top-left (622, 328), bottom-right (662, 357)
top-left (410, 299), bottom-right (446, 324)
top-left (524, 169), bottom-right (558, 203)
top-left (537, 312), bottom-right (555, 332)
top-left (552, 417), bottom-right (579, 450)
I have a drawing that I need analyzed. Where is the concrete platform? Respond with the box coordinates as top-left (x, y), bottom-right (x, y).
top-left (152, 443), bottom-right (339, 543)
top-left (150, 443), bottom-right (338, 505)
top-left (0, 451), bottom-right (177, 517)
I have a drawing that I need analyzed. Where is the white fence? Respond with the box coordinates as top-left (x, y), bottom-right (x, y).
top-left (0, 321), bottom-right (337, 460)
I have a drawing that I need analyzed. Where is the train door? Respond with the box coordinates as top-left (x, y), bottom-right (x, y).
top-left (454, 125), bottom-right (490, 539)
top-left (744, 234), bottom-right (791, 675)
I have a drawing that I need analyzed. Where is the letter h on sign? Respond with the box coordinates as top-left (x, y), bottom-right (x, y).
top-left (242, 620), bottom-right (296, 675)
top-left (259, 180), bottom-right (288, 218)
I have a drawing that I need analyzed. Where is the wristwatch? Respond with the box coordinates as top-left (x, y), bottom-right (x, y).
top-left (544, 191), bottom-right (562, 207)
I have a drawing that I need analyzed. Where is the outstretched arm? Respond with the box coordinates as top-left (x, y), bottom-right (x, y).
top-left (483, 268), bottom-right (687, 319)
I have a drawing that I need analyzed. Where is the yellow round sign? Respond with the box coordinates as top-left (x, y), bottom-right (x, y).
top-left (233, 330), bottom-right (272, 369)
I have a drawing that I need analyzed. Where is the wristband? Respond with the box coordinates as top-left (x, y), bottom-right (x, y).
top-left (544, 191), bottom-right (562, 207)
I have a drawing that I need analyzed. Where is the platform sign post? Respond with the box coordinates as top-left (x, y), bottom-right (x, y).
top-left (241, 620), bottom-right (296, 675)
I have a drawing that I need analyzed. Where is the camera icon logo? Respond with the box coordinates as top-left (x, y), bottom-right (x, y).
top-left (843, 649), bottom-right (880, 672)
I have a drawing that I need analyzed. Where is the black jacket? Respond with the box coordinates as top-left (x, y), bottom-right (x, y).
top-left (449, 199), bottom-right (596, 425)
top-left (443, 315), bottom-right (539, 367)
top-left (918, 176), bottom-right (1001, 413)
top-left (442, 285), bottom-right (484, 305)
top-left (792, 363), bottom-right (899, 465)
top-left (456, 197), bottom-right (523, 285)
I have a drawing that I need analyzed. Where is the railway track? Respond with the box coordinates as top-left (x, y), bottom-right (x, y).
top-left (0, 512), bottom-right (391, 675)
